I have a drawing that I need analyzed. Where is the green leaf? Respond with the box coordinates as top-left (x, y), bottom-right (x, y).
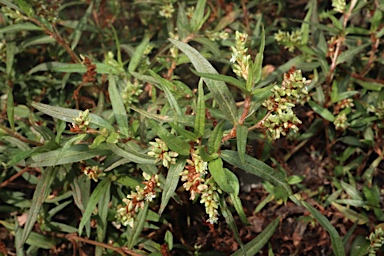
top-left (220, 198), bottom-right (245, 255)
top-left (96, 181), bottom-right (111, 256)
top-left (28, 62), bottom-right (119, 75)
top-left (29, 144), bottom-right (110, 167)
top-left (225, 169), bottom-right (249, 225)
top-left (14, 0), bottom-right (34, 16)
top-left (221, 150), bottom-right (292, 195)
top-left (248, 26), bottom-right (265, 89)
top-left (0, 23), bottom-right (42, 34)
top-left (108, 72), bottom-right (129, 137)
top-left (191, 0), bottom-right (207, 31)
top-left (165, 230), bottom-right (173, 251)
top-left (130, 105), bottom-right (175, 123)
top-left (208, 158), bottom-right (233, 193)
top-left (159, 157), bottom-right (186, 214)
top-left (127, 202), bottom-right (149, 249)
top-left (169, 39), bottom-right (238, 124)
top-left (107, 143), bottom-right (155, 164)
top-left (208, 121), bottom-right (224, 154)
top-left (331, 202), bottom-right (369, 224)
top-left (308, 100), bottom-right (335, 122)
top-left (236, 125), bottom-right (248, 163)
top-left (6, 86), bottom-right (14, 131)
top-left (78, 178), bottom-right (111, 236)
top-left (195, 79), bottom-right (205, 136)
top-left (336, 43), bottom-right (370, 65)
top-left (302, 201), bottom-right (345, 256)
top-left (20, 166), bottom-right (59, 247)
top-left (128, 33), bottom-right (150, 73)
top-left (31, 102), bottom-right (114, 132)
top-left (191, 69), bottom-right (247, 93)
top-left (168, 123), bottom-right (199, 142)
top-left (71, 2), bottom-right (93, 50)
top-left (151, 121), bottom-right (191, 156)
top-left (149, 70), bottom-right (182, 116)
top-left (231, 217), bottom-right (280, 256)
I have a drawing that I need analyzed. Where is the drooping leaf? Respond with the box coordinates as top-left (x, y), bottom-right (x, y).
top-left (302, 201), bottom-right (345, 256)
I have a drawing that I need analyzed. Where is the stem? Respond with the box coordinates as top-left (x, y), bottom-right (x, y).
top-left (0, 167), bottom-right (30, 188)
top-left (0, 124), bottom-right (44, 146)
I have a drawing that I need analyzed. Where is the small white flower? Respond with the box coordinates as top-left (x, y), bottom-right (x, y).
top-left (230, 53), bottom-right (237, 63)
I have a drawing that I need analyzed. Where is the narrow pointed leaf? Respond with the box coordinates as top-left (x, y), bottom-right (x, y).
top-left (308, 100), bottom-right (335, 122)
top-left (96, 182), bottom-right (111, 256)
top-left (151, 121), bottom-right (190, 156)
top-left (221, 150), bottom-right (292, 195)
top-left (149, 70), bottom-right (182, 116)
top-left (127, 202), bottom-right (149, 249)
top-left (169, 39), bottom-right (238, 124)
top-left (107, 143), bottom-right (155, 164)
top-left (29, 144), bottom-right (110, 167)
top-left (108, 72), bottom-right (129, 137)
top-left (208, 121), bottom-right (224, 154)
top-left (128, 33), bottom-right (150, 73)
top-left (191, 69), bottom-right (246, 92)
top-left (236, 125), bottom-right (248, 163)
top-left (195, 79), bottom-right (205, 136)
top-left (208, 158), bottom-right (233, 193)
top-left (220, 198), bottom-right (246, 255)
top-left (71, 2), bottom-right (93, 50)
top-left (225, 169), bottom-right (249, 225)
top-left (231, 217), bottom-right (280, 256)
top-left (159, 157), bottom-right (186, 214)
top-left (336, 43), bottom-right (370, 65)
top-left (169, 123), bottom-right (199, 142)
top-left (253, 26), bottom-right (265, 85)
top-left (20, 167), bottom-right (59, 247)
top-left (302, 201), bottom-right (345, 256)
top-left (31, 102), bottom-right (114, 131)
top-left (78, 178), bottom-right (111, 236)
top-left (6, 86), bottom-right (14, 131)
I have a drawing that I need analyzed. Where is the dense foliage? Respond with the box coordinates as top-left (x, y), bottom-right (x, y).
top-left (0, 0), bottom-right (383, 255)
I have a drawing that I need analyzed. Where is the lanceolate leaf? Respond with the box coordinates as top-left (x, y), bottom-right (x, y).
top-left (128, 33), bottom-right (150, 73)
top-left (107, 143), bottom-right (155, 164)
top-left (108, 72), bottom-right (129, 137)
top-left (195, 79), bottom-right (205, 136)
top-left (191, 69), bottom-right (247, 92)
top-left (78, 178), bottom-right (111, 236)
top-left (236, 125), bottom-right (248, 163)
top-left (302, 201), bottom-right (345, 256)
top-left (208, 121), bottom-right (224, 154)
top-left (169, 39), bottom-right (238, 124)
top-left (31, 102), bottom-right (114, 132)
top-left (150, 121), bottom-right (191, 156)
top-left (29, 144), bottom-right (110, 167)
top-left (159, 157), bottom-right (186, 214)
top-left (231, 217), bottom-right (280, 256)
top-left (308, 100), bottom-right (335, 122)
top-left (220, 198), bottom-right (246, 255)
top-left (127, 202), bottom-right (149, 249)
top-left (169, 123), bottom-right (199, 142)
top-left (221, 150), bottom-right (292, 195)
top-left (20, 166), bottom-right (59, 247)
top-left (208, 158), bottom-right (233, 193)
